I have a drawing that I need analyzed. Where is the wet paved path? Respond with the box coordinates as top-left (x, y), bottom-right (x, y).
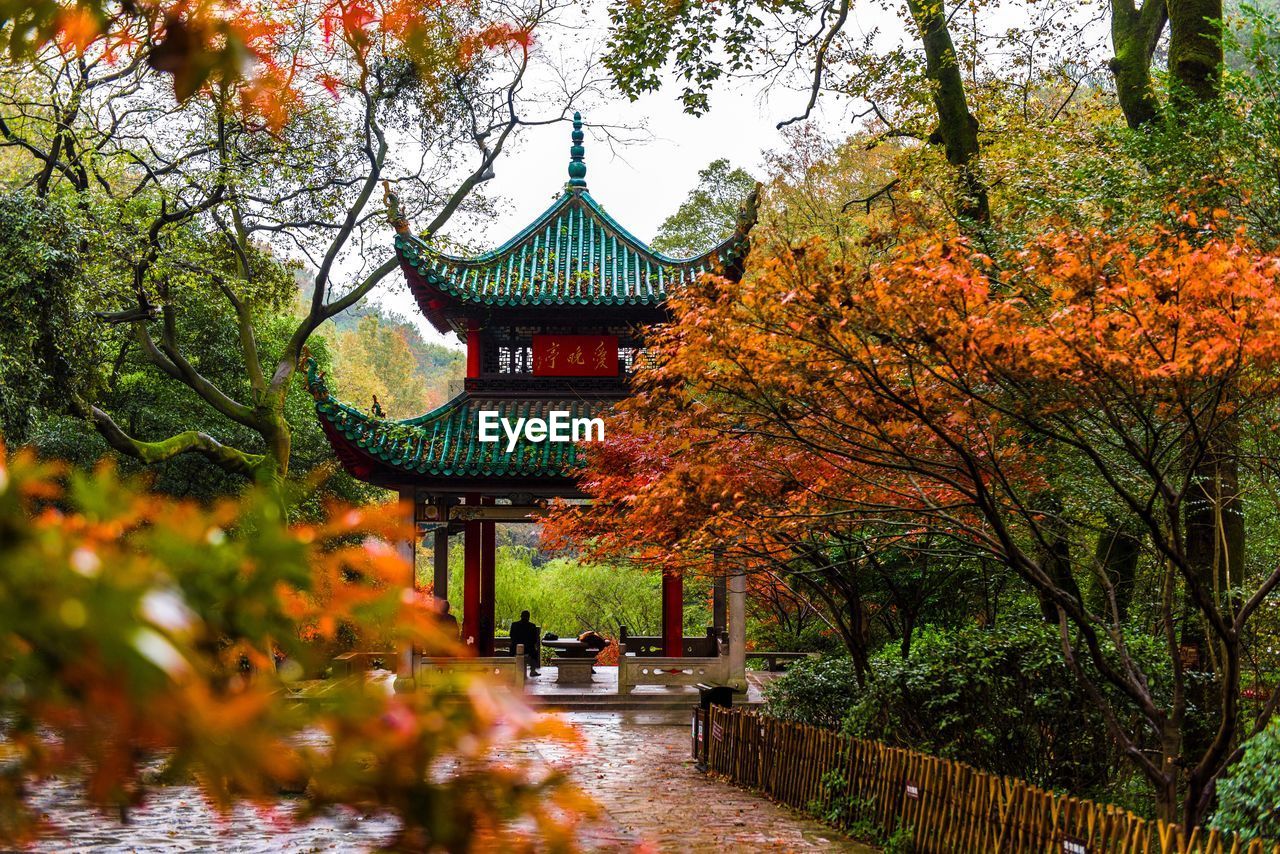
top-left (21, 712), bottom-right (870, 852)
top-left (533, 711), bottom-right (873, 852)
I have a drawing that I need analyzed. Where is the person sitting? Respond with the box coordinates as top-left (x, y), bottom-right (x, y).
top-left (437, 600), bottom-right (459, 641)
top-left (509, 610), bottom-right (541, 676)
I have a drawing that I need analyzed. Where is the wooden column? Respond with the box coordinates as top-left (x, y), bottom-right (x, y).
top-left (396, 489), bottom-right (418, 688)
top-left (466, 321), bottom-right (482, 378)
top-left (479, 497), bottom-right (496, 656)
top-left (462, 496), bottom-right (481, 652)
top-left (662, 569), bottom-right (683, 657)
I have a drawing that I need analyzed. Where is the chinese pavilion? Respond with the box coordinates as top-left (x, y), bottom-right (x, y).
top-left (306, 113), bottom-right (757, 674)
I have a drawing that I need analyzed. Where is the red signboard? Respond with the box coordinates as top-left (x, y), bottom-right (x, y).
top-left (532, 334), bottom-right (618, 377)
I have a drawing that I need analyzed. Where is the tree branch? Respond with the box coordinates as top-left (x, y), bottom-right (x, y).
top-left (72, 395), bottom-right (265, 477)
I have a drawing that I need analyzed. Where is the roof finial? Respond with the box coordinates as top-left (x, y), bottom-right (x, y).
top-left (567, 111), bottom-right (587, 189)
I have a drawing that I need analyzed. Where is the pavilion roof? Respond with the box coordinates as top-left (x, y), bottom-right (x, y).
top-left (397, 191), bottom-right (741, 308)
top-left (393, 112), bottom-right (757, 332)
top-left (306, 359), bottom-right (603, 483)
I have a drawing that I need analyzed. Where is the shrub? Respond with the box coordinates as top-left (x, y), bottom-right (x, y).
top-left (843, 623), bottom-right (1120, 794)
top-left (749, 617), bottom-right (842, 655)
top-left (0, 446), bottom-right (590, 847)
top-left (763, 655), bottom-right (862, 729)
top-left (1212, 717), bottom-right (1280, 841)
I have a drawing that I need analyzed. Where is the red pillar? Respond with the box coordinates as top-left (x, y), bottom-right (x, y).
top-left (662, 570), bottom-right (683, 657)
top-left (479, 497), bottom-right (496, 656)
top-left (462, 496), bottom-right (481, 653)
top-left (466, 322), bottom-right (481, 379)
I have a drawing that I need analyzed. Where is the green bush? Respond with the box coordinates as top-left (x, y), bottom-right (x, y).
top-left (749, 616), bottom-right (843, 655)
top-left (843, 623), bottom-right (1121, 794)
top-left (1212, 717), bottom-right (1280, 841)
top-left (762, 654), bottom-right (862, 729)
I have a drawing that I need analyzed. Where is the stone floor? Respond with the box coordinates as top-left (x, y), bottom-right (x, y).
top-left (19, 710), bottom-right (872, 853)
top-left (529, 710), bottom-right (874, 852)
top-left (23, 789), bottom-right (401, 852)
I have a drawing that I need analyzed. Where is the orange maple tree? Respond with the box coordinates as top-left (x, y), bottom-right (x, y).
top-left (548, 215), bottom-right (1280, 827)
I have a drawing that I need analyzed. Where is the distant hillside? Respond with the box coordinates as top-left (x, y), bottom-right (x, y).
top-left (317, 299), bottom-right (464, 419)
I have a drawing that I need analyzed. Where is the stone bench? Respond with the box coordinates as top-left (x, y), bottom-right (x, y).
top-left (415, 645), bottom-right (527, 689)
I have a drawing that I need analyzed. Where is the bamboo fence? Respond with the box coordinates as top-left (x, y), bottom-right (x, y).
top-left (697, 706), bottom-right (1277, 854)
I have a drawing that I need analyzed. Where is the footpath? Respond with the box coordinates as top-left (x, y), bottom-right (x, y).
top-left (527, 710), bottom-right (875, 852)
top-left (24, 710), bottom-right (872, 852)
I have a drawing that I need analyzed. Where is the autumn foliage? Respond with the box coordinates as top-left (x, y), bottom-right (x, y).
top-left (0, 444), bottom-right (594, 848)
top-left (1, 0), bottom-right (532, 127)
top-left (553, 218), bottom-right (1280, 563)
top-left (548, 217), bottom-right (1280, 825)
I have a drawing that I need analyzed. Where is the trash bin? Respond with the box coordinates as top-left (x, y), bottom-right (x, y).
top-left (693, 684), bottom-right (732, 769)
top-left (697, 683), bottom-right (734, 709)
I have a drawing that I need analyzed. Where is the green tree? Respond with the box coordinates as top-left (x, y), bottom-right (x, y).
top-left (322, 312), bottom-right (463, 420)
top-left (651, 158), bottom-right (757, 257)
top-left (441, 545), bottom-right (710, 641)
top-left (0, 1), bottom-right (595, 511)
top-left (0, 192), bottom-right (101, 444)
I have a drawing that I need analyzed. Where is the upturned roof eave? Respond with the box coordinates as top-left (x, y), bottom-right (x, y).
top-left (305, 358), bottom-right (612, 483)
top-left (399, 255), bottom-right (458, 336)
top-left (423, 188), bottom-right (736, 269)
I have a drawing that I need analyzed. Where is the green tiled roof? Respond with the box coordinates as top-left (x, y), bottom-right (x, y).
top-left (306, 359), bottom-right (604, 479)
top-left (397, 189), bottom-right (746, 308)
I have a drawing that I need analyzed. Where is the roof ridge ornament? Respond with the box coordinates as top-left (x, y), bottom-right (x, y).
top-left (382, 180), bottom-right (409, 234)
top-left (567, 111), bottom-right (587, 189)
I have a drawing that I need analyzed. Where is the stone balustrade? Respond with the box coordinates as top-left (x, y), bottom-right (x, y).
top-left (618, 654), bottom-right (728, 694)
top-left (415, 645), bottom-right (528, 689)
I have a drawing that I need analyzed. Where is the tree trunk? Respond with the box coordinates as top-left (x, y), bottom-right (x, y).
top-left (1108, 0), bottom-right (1167, 128)
top-left (900, 606), bottom-right (916, 659)
top-left (1180, 422), bottom-right (1243, 827)
top-left (1036, 495), bottom-right (1083, 622)
top-left (1167, 0), bottom-right (1230, 825)
top-left (1096, 523), bottom-right (1142, 623)
top-left (905, 0), bottom-right (989, 224)
top-left (1167, 0), bottom-right (1224, 105)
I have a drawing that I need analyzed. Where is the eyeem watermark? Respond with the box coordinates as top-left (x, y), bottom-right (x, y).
top-left (478, 410), bottom-right (605, 452)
